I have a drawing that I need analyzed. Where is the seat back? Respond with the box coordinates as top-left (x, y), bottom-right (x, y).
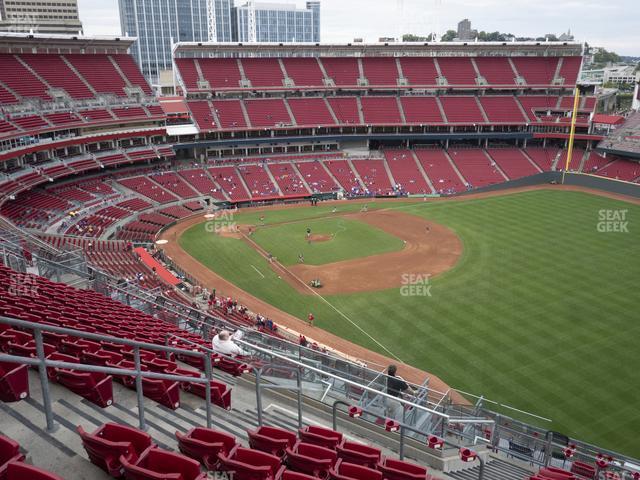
top-left (377, 458), bottom-right (427, 480)
top-left (6, 461), bottom-right (64, 480)
top-left (332, 461), bottom-right (382, 480)
top-left (138, 448), bottom-right (202, 479)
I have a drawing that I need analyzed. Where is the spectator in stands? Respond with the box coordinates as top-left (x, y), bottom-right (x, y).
top-left (385, 364), bottom-right (415, 419)
top-left (212, 330), bottom-right (245, 356)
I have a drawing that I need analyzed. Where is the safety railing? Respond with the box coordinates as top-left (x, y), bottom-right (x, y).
top-left (0, 316), bottom-right (216, 432)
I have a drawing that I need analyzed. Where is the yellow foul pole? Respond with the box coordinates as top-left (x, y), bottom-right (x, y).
top-left (562, 87), bottom-right (581, 184)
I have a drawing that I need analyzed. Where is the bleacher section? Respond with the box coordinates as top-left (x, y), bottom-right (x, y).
top-left (448, 148), bottom-right (506, 188)
top-left (383, 150), bottom-right (432, 194)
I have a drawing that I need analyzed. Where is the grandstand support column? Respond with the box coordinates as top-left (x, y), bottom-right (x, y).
top-left (34, 328), bottom-right (56, 432)
top-left (133, 346), bottom-right (147, 431)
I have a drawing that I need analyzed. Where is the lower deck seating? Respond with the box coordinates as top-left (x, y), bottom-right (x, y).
top-left (414, 149), bottom-right (466, 194)
top-left (351, 159), bottom-right (393, 195)
top-left (486, 148), bottom-right (540, 179)
top-left (448, 148), bottom-right (506, 188)
top-left (267, 163), bottom-right (310, 196)
top-left (295, 161), bottom-right (340, 193)
top-left (383, 150), bottom-right (432, 194)
top-left (323, 160), bottom-right (363, 194)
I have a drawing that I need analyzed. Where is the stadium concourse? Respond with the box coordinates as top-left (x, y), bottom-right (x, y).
top-left (1, 33), bottom-right (640, 480)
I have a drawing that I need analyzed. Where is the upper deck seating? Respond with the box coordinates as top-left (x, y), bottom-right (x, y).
top-left (360, 97), bottom-right (402, 124)
top-left (398, 57), bottom-right (439, 86)
top-left (320, 58), bottom-right (360, 87)
top-left (65, 54), bottom-right (128, 97)
top-left (399, 97), bottom-right (443, 124)
top-left (479, 96), bottom-right (527, 123)
top-left (361, 57), bottom-right (399, 86)
top-left (440, 97), bottom-right (484, 123)
top-left (242, 58), bottom-right (285, 88)
top-left (199, 58), bottom-right (242, 90)
top-left (0, 54), bottom-right (51, 102)
top-left (212, 100), bottom-right (247, 129)
top-left (20, 54), bottom-right (93, 99)
top-left (327, 97), bottom-right (360, 125)
top-left (512, 57), bottom-right (559, 85)
top-left (244, 99), bottom-right (292, 128)
top-left (474, 57), bottom-right (517, 85)
top-left (281, 58), bottom-right (325, 88)
top-left (287, 98), bottom-right (336, 127)
top-left (437, 58), bottom-right (477, 86)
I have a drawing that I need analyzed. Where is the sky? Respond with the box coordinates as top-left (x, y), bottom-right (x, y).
top-left (77, 0), bottom-right (639, 56)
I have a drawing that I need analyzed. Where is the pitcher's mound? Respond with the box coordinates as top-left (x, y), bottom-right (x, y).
top-left (309, 234), bottom-right (332, 243)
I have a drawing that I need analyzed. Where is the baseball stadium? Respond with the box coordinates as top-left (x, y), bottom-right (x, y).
top-left (0, 30), bottom-right (639, 480)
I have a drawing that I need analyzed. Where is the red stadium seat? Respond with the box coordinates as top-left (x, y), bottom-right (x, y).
top-left (77, 423), bottom-right (154, 477)
top-left (248, 426), bottom-right (297, 458)
top-left (120, 446), bottom-right (207, 480)
top-left (277, 470), bottom-right (318, 480)
top-left (176, 428), bottom-right (237, 469)
top-left (0, 361), bottom-right (29, 402)
top-left (570, 461), bottom-right (596, 479)
top-left (329, 460), bottom-right (382, 480)
top-left (285, 442), bottom-right (337, 478)
top-left (0, 436), bottom-right (25, 480)
top-left (376, 458), bottom-right (428, 480)
top-left (335, 440), bottom-right (381, 468)
top-left (56, 369), bottom-right (114, 407)
top-left (298, 426), bottom-right (343, 449)
top-left (538, 467), bottom-right (576, 480)
top-left (141, 378), bottom-right (180, 409)
top-left (5, 461), bottom-right (64, 480)
top-left (218, 446), bottom-right (283, 480)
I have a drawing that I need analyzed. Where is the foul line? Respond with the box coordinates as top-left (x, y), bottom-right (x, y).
top-left (251, 265), bottom-right (265, 278)
top-left (240, 232), bottom-right (403, 363)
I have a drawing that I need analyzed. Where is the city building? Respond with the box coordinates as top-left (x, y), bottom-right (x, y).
top-left (581, 65), bottom-right (638, 86)
top-left (234, 1), bottom-right (320, 43)
top-left (118, 0), bottom-right (210, 86)
top-left (120, 0), bottom-right (320, 86)
top-left (209, 0), bottom-right (234, 42)
top-left (0, 0), bottom-right (83, 34)
top-left (457, 18), bottom-right (472, 41)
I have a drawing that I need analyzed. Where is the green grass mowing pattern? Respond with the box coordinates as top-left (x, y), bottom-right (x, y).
top-left (250, 217), bottom-right (405, 266)
top-left (179, 190), bottom-right (640, 456)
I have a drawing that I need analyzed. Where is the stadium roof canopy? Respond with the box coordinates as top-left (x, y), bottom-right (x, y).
top-left (0, 32), bottom-right (137, 54)
top-left (173, 41), bottom-right (583, 58)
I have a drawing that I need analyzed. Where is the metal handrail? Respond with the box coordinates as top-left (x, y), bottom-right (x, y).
top-left (0, 316), bottom-right (215, 432)
top-left (236, 338), bottom-right (459, 422)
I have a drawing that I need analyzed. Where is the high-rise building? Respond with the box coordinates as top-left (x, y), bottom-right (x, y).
top-left (0, 0), bottom-right (83, 34)
top-left (120, 0), bottom-right (321, 85)
top-left (208, 0), bottom-right (234, 42)
top-left (457, 18), bottom-right (472, 41)
top-left (234, 2), bottom-right (320, 43)
top-left (119, 0), bottom-right (209, 85)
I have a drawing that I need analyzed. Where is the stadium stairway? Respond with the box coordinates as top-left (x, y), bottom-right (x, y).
top-left (1, 362), bottom-right (465, 479)
top-left (447, 458), bottom-right (534, 480)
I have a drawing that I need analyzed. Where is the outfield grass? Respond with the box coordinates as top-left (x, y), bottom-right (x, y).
top-left (251, 217), bottom-right (404, 266)
top-left (179, 190), bottom-right (640, 456)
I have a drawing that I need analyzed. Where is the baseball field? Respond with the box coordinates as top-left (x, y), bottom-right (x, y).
top-left (175, 188), bottom-right (639, 457)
